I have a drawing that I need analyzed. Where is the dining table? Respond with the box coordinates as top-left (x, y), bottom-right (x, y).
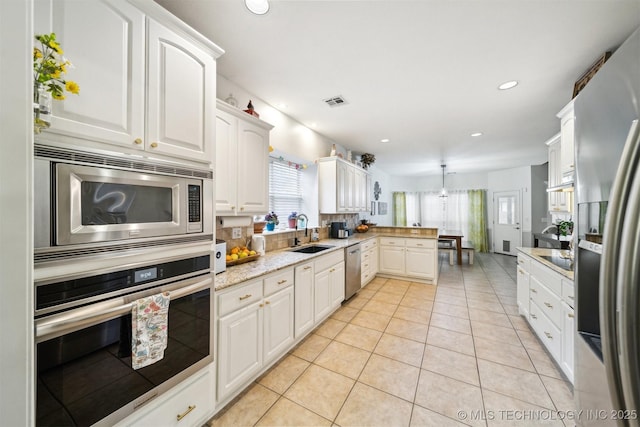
top-left (438, 229), bottom-right (464, 265)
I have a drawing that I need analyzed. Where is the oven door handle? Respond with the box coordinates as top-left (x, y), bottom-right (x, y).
top-left (36, 276), bottom-right (212, 342)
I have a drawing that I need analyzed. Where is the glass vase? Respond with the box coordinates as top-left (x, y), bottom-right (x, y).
top-left (34, 83), bottom-right (52, 133)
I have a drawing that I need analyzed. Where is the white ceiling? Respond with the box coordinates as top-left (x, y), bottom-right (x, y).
top-left (156, 0), bottom-right (640, 177)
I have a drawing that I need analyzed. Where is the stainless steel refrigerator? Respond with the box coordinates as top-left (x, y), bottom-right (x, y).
top-left (574, 27), bottom-right (640, 426)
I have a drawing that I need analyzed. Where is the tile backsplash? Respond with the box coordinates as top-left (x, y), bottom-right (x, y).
top-left (216, 213), bottom-right (363, 254)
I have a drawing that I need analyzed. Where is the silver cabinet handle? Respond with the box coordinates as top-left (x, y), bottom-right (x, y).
top-left (544, 302), bottom-right (553, 309)
top-left (277, 279), bottom-right (287, 285)
top-left (530, 314), bottom-right (537, 320)
top-left (531, 288), bottom-right (538, 293)
top-left (544, 331), bottom-right (553, 339)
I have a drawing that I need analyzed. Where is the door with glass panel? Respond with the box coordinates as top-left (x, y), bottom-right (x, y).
top-left (493, 190), bottom-right (522, 255)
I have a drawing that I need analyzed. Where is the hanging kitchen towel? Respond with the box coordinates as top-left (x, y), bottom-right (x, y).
top-left (131, 291), bottom-right (170, 369)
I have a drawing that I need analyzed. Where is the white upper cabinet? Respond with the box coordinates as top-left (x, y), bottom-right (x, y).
top-left (318, 157), bottom-right (371, 213)
top-left (546, 133), bottom-right (571, 213)
top-left (35, 0), bottom-right (222, 165)
top-left (146, 20), bottom-right (216, 162)
top-left (557, 99), bottom-right (576, 182)
top-left (215, 100), bottom-right (273, 215)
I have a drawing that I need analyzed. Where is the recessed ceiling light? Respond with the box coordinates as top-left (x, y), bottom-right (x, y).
top-left (381, 138), bottom-right (390, 143)
top-left (471, 132), bottom-right (483, 137)
top-left (245, 0), bottom-right (269, 15)
top-left (498, 80), bottom-right (518, 90)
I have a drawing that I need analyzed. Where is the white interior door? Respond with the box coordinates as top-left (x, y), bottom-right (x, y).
top-left (493, 190), bottom-right (522, 255)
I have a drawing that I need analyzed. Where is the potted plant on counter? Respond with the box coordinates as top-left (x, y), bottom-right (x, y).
top-left (288, 212), bottom-right (297, 229)
top-left (264, 212), bottom-right (278, 231)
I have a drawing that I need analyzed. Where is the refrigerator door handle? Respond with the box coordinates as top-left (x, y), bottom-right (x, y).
top-left (616, 120), bottom-right (640, 417)
top-left (601, 119), bottom-right (640, 415)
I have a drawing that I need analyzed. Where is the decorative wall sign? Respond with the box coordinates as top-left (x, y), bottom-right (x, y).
top-left (572, 51), bottom-right (612, 98)
top-left (374, 181), bottom-right (381, 201)
top-left (378, 202), bottom-right (388, 215)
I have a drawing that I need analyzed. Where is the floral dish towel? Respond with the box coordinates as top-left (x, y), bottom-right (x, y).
top-left (131, 291), bottom-right (170, 370)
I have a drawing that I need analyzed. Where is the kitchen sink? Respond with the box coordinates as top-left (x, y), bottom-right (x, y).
top-left (289, 244), bottom-right (335, 254)
top-left (540, 255), bottom-right (573, 271)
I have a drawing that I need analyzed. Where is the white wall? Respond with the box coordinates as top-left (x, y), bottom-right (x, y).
top-left (217, 76), bottom-right (344, 162)
top-left (360, 165), bottom-right (392, 226)
top-left (0, 0), bottom-right (34, 424)
top-left (391, 171), bottom-right (489, 192)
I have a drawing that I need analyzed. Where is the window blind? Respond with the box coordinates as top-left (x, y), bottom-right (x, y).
top-left (269, 158), bottom-right (303, 221)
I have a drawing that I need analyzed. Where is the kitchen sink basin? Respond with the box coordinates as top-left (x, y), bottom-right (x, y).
top-left (289, 244), bottom-right (335, 254)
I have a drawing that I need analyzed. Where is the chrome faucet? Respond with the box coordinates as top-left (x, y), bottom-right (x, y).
top-left (296, 213), bottom-right (309, 237)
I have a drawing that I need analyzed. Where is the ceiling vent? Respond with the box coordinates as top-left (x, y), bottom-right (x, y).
top-left (323, 95), bottom-right (348, 107)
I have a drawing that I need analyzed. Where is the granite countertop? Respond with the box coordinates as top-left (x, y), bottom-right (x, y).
top-left (517, 247), bottom-right (574, 280)
top-left (214, 234), bottom-right (377, 291)
top-left (215, 229), bottom-right (439, 291)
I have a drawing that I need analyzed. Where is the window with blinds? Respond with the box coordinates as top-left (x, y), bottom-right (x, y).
top-left (269, 158), bottom-right (303, 222)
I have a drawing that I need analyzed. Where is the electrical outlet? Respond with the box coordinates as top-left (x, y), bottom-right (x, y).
top-left (232, 228), bottom-right (242, 239)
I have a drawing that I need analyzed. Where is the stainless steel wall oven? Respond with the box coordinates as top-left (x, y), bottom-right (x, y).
top-left (35, 253), bottom-right (213, 426)
top-left (34, 144), bottom-right (213, 263)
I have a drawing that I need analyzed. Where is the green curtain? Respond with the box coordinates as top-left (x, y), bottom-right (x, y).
top-left (392, 192), bottom-right (407, 226)
top-left (467, 189), bottom-right (489, 252)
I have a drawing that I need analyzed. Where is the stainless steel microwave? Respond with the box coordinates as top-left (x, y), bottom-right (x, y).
top-left (34, 144), bottom-right (213, 262)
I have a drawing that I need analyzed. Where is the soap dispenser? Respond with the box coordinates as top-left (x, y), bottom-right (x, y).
top-left (311, 228), bottom-right (319, 242)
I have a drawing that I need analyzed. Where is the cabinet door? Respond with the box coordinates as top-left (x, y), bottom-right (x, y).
top-left (548, 140), bottom-right (569, 212)
top-left (236, 120), bottom-right (269, 214)
top-left (405, 247), bottom-right (435, 279)
top-left (346, 166), bottom-right (355, 211)
top-left (147, 19), bottom-right (215, 163)
top-left (336, 161), bottom-right (349, 212)
top-left (561, 302), bottom-right (575, 383)
top-left (37, 0), bottom-right (145, 147)
top-left (516, 266), bottom-right (530, 317)
top-left (379, 246), bottom-right (405, 275)
top-left (263, 286), bottom-right (294, 364)
top-left (215, 110), bottom-right (238, 214)
top-left (314, 268), bottom-right (332, 323)
top-left (560, 115), bottom-right (575, 175)
top-left (217, 302), bottom-right (263, 400)
top-left (294, 262), bottom-right (315, 338)
top-left (330, 262), bottom-right (345, 308)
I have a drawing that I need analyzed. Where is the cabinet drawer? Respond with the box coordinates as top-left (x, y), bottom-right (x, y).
top-left (315, 250), bottom-right (344, 272)
top-left (405, 238), bottom-right (436, 249)
top-left (379, 237), bottom-right (405, 246)
top-left (530, 260), bottom-right (562, 295)
top-left (122, 366), bottom-right (214, 427)
top-left (361, 239), bottom-right (376, 251)
top-left (218, 280), bottom-right (263, 317)
top-left (264, 268), bottom-right (294, 296)
top-left (530, 277), bottom-right (562, 328)
top-left (517, 253), bottom-right (531, 272)
top-left (562, 279), bottom-right (575, 308)
top-left (529, 301), bottom-right (561, 360)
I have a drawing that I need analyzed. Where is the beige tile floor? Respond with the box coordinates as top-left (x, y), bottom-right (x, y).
top-left (209, 253), bottom-right (575, 427)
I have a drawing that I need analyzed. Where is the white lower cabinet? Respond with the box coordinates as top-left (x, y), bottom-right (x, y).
top-left (361, 239), bottom-right (378, 287)
top-left (561, 301), bottom-right (575, 383)
top-left (516, 253), bottom-right (531, 317)
top-left (116, 365), bottom-right (215, 427)
top-left (378, 237), bottom-right (437, 282)
top-left (216, 269), bottom-right (294, 402)
top-left (313, 251), bottom-right (345, 323)
top-left (518, 250), bottom-right (574, 384)
top-left (294, 261), bottom-right (315, 338)
top-left (217, 299), bottom-right (263, 400)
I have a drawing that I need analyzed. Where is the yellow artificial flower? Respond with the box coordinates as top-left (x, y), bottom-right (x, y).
top-left (52, 92), bottom-right (65, 100)
top-left (65, 81), bottom-right (80, 95)
top-left (33, 48), bottom-right (43, 59)
top-left (49, 41), bottom-right (63, 55)
top-left (51, 69), bottom-right (61, 79)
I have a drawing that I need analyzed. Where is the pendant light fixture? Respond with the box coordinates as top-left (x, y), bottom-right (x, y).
top-left (439, 164), bottom-right (448, 198)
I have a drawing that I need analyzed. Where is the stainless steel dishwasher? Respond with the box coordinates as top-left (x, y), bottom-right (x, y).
top-left (345, 242), bottom-right (361, 300)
